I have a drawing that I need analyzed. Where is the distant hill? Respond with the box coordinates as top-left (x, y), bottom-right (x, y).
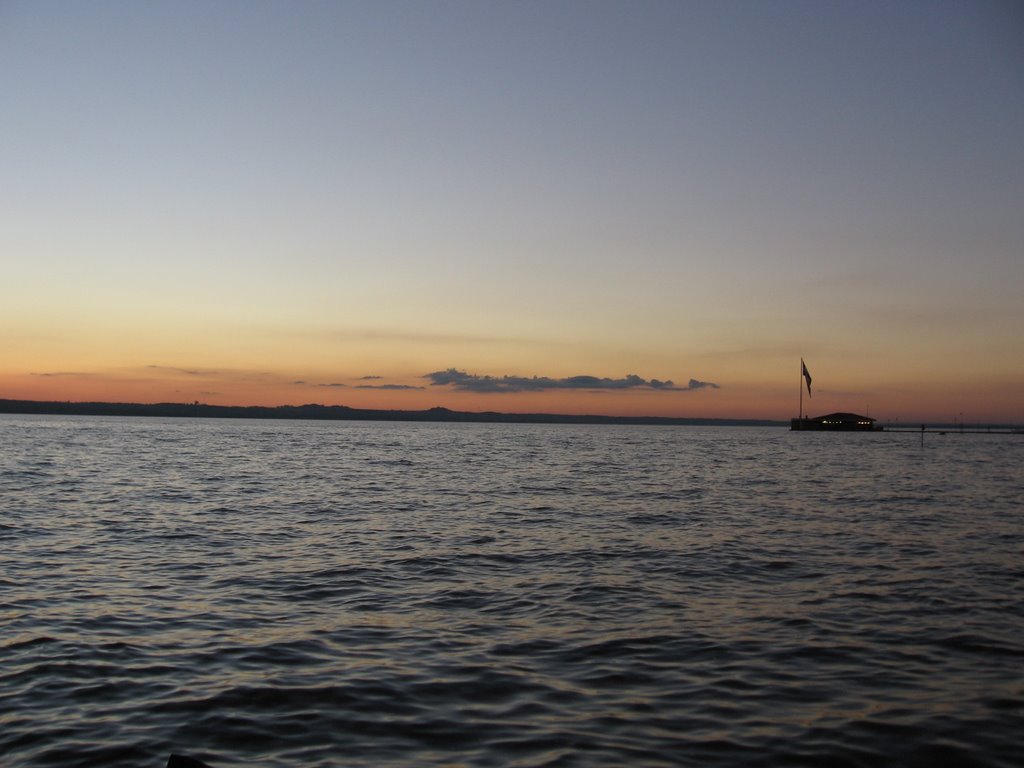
top-left (0, 398), bottom-right (785, 427)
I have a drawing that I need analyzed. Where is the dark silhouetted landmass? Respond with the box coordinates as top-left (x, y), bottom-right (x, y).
top-left (0, 398), bottom-right (785, 427)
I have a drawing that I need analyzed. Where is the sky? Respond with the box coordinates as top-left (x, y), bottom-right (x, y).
top-left (2, 0), bottom-right (1022, 423)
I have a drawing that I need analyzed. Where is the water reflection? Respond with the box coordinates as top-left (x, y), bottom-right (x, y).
top-left (1, 417), bottom-right (1021, 767)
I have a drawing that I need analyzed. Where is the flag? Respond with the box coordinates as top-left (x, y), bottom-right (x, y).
top-left (801, 358), bottom-right (812, 398)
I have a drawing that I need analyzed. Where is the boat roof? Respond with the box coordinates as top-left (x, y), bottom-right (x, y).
top-left (814, 412), bottom-right (875, 422)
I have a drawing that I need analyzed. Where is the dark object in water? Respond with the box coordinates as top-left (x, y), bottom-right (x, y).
top-left (790, 412), bottom-right (880, 431)
top-left (167, 755), bottom-right (213, 768)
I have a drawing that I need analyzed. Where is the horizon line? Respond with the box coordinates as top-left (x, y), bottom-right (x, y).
top-left (0, 396), bottom-right (786, 427)
top-left (1, 396), bottom-right (1020, 429)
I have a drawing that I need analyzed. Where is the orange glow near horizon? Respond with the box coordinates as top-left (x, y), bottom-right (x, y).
top-left (2, 4), bottom-right (1022, 430)
top-left (2, 363), bottom-right (1020, 425)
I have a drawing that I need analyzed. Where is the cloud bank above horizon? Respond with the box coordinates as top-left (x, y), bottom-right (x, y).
top-left (425, 369), bottom-right (719, 394)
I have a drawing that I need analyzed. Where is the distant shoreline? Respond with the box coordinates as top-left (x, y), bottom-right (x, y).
top-left (0, 398), bottom-right (786, 427)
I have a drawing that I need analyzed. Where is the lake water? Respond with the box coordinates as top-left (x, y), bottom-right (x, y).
top-left (1, 415), bottom-right (1021, 767)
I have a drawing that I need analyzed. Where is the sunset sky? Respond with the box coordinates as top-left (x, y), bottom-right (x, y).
top-left (2, 1), bottom-right (1022, 422)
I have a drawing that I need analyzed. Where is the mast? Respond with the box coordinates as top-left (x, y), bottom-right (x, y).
top-left (798, 358), bottom-right (803, 426)
top-left (798, 357), bottom-right (811, 428)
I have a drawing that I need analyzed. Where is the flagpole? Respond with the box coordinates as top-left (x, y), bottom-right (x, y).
top-left (798, 359), bottom-right (803, 426)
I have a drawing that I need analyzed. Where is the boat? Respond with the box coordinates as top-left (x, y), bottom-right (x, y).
top-left (790, 412), bottom-right (881, 431)
top-left (790, 359), bottom-right (882, 431)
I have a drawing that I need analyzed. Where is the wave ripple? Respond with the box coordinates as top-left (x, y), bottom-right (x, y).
top-left (1, 417), bottom-right (1022, 767)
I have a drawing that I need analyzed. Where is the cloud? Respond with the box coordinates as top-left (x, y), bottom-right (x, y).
top-left (31, 371), bottom-right (93, 377)
top-left (686, 378), bottom-right (719, 390)
top-left (309, 379), bottom-right (424, 389)
top-left (146, 365), bottom-right (208, 376)
top-left (424, 369), bottom-right (719, 393)
top-left (303, 375), bottom-right (423, 390)
top-left (355, 383), bottom-right (426, 390)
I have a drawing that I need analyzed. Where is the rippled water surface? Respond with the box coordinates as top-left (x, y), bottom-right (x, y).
top-left (1, 415), bottom-right (1022, 767)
